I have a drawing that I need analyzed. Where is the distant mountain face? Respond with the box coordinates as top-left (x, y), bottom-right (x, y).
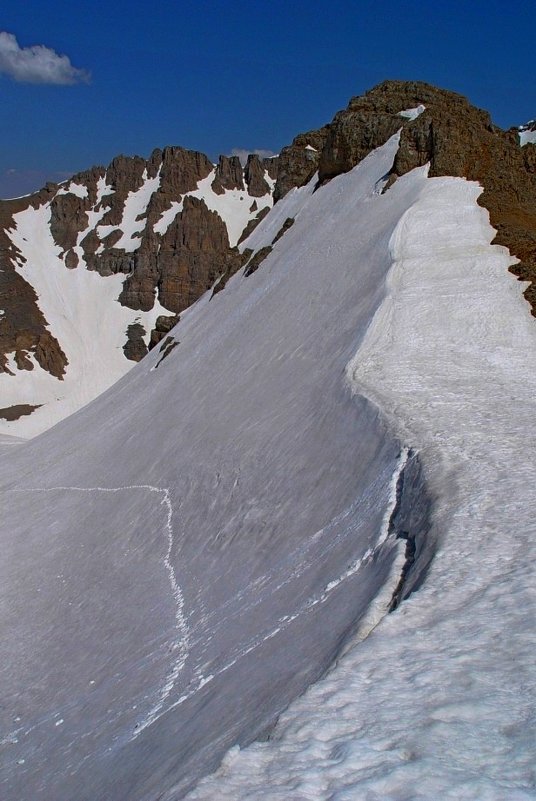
top-left (0, 150), bottom-right (279, 434)
top-left (1, 80), bottom-right (536, 437)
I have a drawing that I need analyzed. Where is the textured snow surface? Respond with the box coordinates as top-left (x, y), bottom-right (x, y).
top-left (2, 200), bottom-right (169, 437)
top-left (185, 173), bottom-right (536, 800)
top-left (398, 103), bottom-right (426, 120)
top-left (2, 133), bottom-right (535, 801)
top-left (519, 127), bottom-right (536, 146)
top-left (0, 135), bottom-right (420, 801)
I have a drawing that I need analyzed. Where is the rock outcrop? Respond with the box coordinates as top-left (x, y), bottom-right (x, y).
top-left (212, 156), bottom-right (244, 194)
top-left (0, 144), bottom-right (277, 382)
top-left (274, 127), bottom-right (329, 202)
top-left (2, 78), bottom-right (536, 427)
top-left (275, 80), bottom-right (536, 315)
top-left (0, 187), bottom-right (68, 378)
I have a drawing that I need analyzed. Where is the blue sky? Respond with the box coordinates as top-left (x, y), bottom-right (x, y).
top-left (1, 0), bottom-right (535, 197)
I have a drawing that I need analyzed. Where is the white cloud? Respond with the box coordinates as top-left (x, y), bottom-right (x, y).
top-left (0, 32), bottom-right (90, 85)
top-left (230, 148), bottom-right (277, 166)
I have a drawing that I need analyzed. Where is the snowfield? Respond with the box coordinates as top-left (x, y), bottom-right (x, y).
top-left (1, 132), bottom-right (536, 801)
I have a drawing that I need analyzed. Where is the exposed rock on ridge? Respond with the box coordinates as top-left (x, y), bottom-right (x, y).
top-left (275, 80), bottom-right (536, 315)
top-left (3, 78), bottom-right (536, 434)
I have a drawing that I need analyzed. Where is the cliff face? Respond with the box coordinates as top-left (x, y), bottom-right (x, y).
top-left (0, 147), bottom-right (277, 384)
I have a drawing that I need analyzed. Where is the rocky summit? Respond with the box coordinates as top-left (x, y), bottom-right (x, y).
top-left (1, 80), bottom-right (535, 436)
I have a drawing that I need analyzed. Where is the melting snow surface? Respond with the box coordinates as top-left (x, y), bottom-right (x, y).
top-left (398, 103), bottom-right (426, 120)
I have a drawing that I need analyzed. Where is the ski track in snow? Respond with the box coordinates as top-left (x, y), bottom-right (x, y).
top-left (7, 484), bottom-right (189, 738)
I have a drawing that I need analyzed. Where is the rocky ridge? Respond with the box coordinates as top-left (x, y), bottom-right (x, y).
top-left (1, 80), bottom-right (535, 434)
top-left (0, 148), bottom-right (277, 380)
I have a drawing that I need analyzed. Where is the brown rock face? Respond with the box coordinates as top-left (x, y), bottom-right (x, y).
top-left (244, 155), bottom-right (270, 197)
top-left (0, 188), bottom-right (68, 378)
top-left (212, 156), bottom-right (245, 194)
top-left (34, 331), bottom-right (68, 378)
top-left (123, 323), bottom-right (149, 362)
top-left (366, 81), bottom-right (536, 315)
top-left (237, 206), bottom-right (271, 246)
top-left (244, 245), bottom-right (273, 277)
top-left (272, 217), bottom-right (295, 244)
top-left (0, 404), bottom-right (41, 421)
top-left (263, 156), bottom-right (279, 182)
top-left (156, 195), bottom-right (242, 313)
top-left (149, 314), bottom-right (180, 350)
top-left (274, 127), bottom-right (329, 202)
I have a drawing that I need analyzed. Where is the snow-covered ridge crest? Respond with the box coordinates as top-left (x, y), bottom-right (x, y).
top-left (184, 168), bottom-right (536, 799)
top-left (1, 134), bottom-right (433, 801)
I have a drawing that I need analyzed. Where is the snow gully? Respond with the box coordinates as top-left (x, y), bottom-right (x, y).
top-left (385, 447), bottom-right (434, 613)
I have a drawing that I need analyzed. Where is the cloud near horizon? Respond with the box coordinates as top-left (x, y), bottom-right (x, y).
top-left (230, 148), bottom-right (277, 166)
top-left (0, 32), bottom-right (90, 85)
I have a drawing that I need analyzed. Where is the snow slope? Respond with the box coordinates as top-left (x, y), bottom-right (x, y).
top-left (0, 135), bottom-right (429, 801)
top-left (185, 174), bottom-right (536, 799)
top-left (2, 130), bottom-right (535, 801)
top-left (1, 200), bottom-right (169, 437)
